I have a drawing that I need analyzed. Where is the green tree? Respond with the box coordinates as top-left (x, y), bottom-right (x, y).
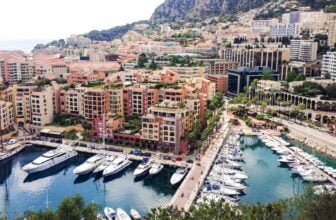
top-left (286, 71), bottom-right (297, 82)
top-left (137, 53), bottom-right (148, 68)
top-left (261, 70), bottom-right (273, 80)
top-left (19, 195), bottom-right (99, 220)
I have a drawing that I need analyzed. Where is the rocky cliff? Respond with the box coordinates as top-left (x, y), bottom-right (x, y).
top-left (151, 0), bottom-right (270, 21)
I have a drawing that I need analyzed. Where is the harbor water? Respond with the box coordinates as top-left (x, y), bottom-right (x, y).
top-left (1, 136), bottom-right (336, 218)
top-left (240, 135), bottom-right (305, 204)
top-left (0, 146), bottom-right (176, 219)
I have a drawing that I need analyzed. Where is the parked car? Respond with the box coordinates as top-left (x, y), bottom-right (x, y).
top-left (8, 139), bottom-right (17, 144)
top-left (142, 152), bottom-right (152, 157)
top-left (176, 157), bottom-right (183, 161)
top-left (131, 149), bottom-right (142, 156)
top-left (186, 159), bottom-right (194, 164)
top-left (163, 155), bottom-right (171, 160)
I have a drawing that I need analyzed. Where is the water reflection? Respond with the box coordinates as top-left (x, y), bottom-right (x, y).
top-left (0, 159), bottom-right (13, 184)
top-left (0, 147), bottom-right (176, 219)
top-left (24, 160), bottom-right (73, 183)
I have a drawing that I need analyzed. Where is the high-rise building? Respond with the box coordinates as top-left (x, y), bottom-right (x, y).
top-left (270, 23), bottom-right (300, 37)
top-left (322, 51), bottom-right (336, 80)
top-left (228, 67), bottom-right (280, 95)
top-left (290, 40), bottom-right (318, 62)
top-left (328, 21), bottom-right (336, 47)
top-left (30, 86), bottom-right (54, 131)
top-left (220, 46), bottom-right (290, 72)
top-left (141, 101), bottom-right (195, 153)
top-left (0, 101), bottom-right (14, 130)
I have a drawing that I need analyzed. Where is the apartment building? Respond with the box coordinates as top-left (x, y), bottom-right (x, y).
top-left (106, 88), bottom-right (124, 117)
top-left (206, 75), bottom-right (228, 93)
top-left (158, 88), bottom-right (186, 103)
top-left (208, 60), bottom-right (238, 75)
top-left (12, 86), bottom-right (34, 127)
top-left (290, 40), bottom-right (318, 62)
top-left (83, 88), bottom-right (107, 121)
top-left (0, 101), bottom-right (14, 130)
top-left (270, 23), bottom-right (301, 37)
top-left (60, 87), bottom-right (86, 116)
top-left (220, 46), bottom-right (290, 72)
top-left (0, 61), bottom-right (35, 84)
top-left (30, 86), bottom-right (54, 131)
top-left (123, 87), bottom-right (158, 117)
top-left (251, 19), bottom-right (279, 33)
top-left (328, 21), bottom-right (336, 47)
top-left (322, 51), bottom-right (336, 80)
top-left (141, 101), bottom-right (195, 153)
top-left (165, 66), bottom-right (207, 80)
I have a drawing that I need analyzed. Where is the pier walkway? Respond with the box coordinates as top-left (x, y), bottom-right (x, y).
top-left (169, 111), bottom-right (232, 210)
top-left (267, 136), bottom-right (336, 186)
top-left (28, 140), bottom-right (192, 168)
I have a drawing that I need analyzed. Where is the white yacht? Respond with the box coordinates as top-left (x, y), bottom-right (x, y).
top-left (170, 168), bottom-right (188, 185)
top-left (73, 154), bottom-right (105, 175)
top-left (130, 208), bottom-right (141, 220)
top-left (133, 158), bottom-right (152, 177)
top-left (104, 207), bottom-right (116, 220)
top-left (103, 155), bottom-right (132, 177)
top-left (22, 146), bottom-right (78, 174)
top-left (116, 208), bottom-right (131, 220)
top-left (149, 162), bottom-right (164, 175)
top-left (93, 156), bottom-right (116, 174)
top-left (278, 155), bottom-right (295, 164)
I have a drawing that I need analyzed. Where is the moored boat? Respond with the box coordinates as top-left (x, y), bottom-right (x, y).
top-left (170, 168), bottom-right (188, 185)
top-left (73, 154), bottom-right (105, 175)
top-left (93, 156), bottom-right (116, 174)
top-left (104, 207), bottom-right (116, 220)
top-left (130, 208), bottom-right (141, 219)
top-left (116, 208), bottom-right (131, 220)
top-left (133, 157), bottom-right (152, 177)
top-left (22, 146), bottom-right (77, 174)
top-left (103, 155), bottom-right (132, 177)
top-left (149, 162), bottom-right (164, 175)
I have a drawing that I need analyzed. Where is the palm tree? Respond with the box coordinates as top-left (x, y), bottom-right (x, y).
top-left (297, 103), bottom-right (306, 124)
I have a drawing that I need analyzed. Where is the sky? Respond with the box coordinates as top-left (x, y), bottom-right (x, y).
top-left (0, 0), bottom-right (164, 41)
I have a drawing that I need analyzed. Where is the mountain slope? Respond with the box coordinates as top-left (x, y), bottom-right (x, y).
top-left (151, 0), bottom-right (271, 21)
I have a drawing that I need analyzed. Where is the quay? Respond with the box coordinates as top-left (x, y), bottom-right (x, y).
top-left (266, 135), bottom-right (336, 186)
top-left (28, 140), bottom-right (192, 169)
top-left (0, 142), bottom-right (27, 162)
top-left (169, 111), bottom-right (232, 210)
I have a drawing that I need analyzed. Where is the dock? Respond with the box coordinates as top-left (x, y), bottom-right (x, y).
top-left (0, 142), bottom-right (26, 162)
top-left (28, 140), bottom-right (192, 168)
top-left (168, 111), bottom-right (231, 210)
top-left (267, 136), bottom-right (336, 186)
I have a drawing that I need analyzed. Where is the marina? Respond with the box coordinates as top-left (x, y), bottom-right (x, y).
top-left (1, 128), bottom-right (336, 218)
top-left (195, 132), bottom-right (336, 206)
top-left (0, 146), bottom-right (177, 219)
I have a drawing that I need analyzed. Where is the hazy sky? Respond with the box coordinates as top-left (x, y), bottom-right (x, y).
top-left (0, 0), bottom-right (164, 40)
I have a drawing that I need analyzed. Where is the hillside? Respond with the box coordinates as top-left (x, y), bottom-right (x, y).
top-left (151, 0), bottom-right (336, 22)
top-left (151, 0), bottom-right (273, 22)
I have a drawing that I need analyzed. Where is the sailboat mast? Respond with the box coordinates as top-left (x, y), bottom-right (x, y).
top-left (103, 113), bottom-right (105, 147)
top-left (0, 113), bottom-right (3, 152)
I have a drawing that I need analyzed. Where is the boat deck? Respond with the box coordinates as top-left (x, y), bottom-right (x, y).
top-left (28, 140), bottom-right (191, 168)
top-left (267, 136), bottom-right (336, 186)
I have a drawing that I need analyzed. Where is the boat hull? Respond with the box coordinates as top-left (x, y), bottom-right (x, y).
top-left (23, 151), bottom-right (78, 174)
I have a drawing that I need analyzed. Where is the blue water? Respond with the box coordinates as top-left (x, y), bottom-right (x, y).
top-left (240, 136), bottom-right (305, 204)
top-left (0, 147), bottom-right (176, 219)
top-left (1, 137), bottom-right (335, 218)
top-left (285, 137), bottom-right (336, 169)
